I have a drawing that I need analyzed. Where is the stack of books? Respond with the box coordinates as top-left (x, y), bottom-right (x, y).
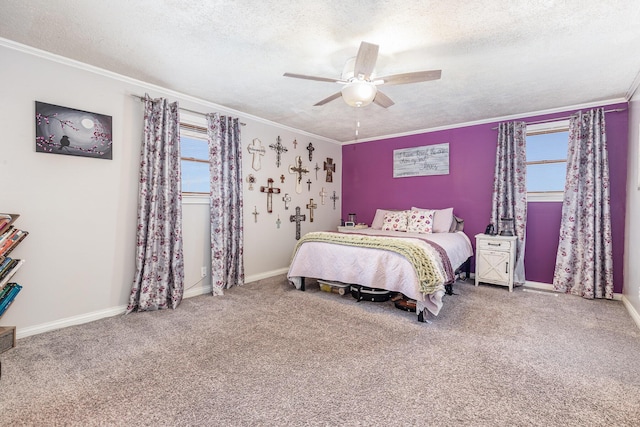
top-left (0, 213), bottom-right (28, 260)
top-left (0, 283), bottom-right (21, 318)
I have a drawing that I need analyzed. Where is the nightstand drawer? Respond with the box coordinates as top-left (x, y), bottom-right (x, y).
top-left (478, 239), bottom-right (511, 251)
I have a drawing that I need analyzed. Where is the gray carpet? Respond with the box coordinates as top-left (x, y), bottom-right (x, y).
top-left (1, 276), bottom-right (639, 426)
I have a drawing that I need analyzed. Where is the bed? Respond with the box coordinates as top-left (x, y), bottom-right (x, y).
top-left (288, 208), bottom-right (474, 322)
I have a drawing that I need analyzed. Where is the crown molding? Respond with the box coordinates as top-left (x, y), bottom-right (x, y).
top-left (0, 37), bottom-right (340, 145)
top-left (342, 98), bottom-right (628, 145)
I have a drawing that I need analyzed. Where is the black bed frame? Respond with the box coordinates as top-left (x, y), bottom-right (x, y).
top-left (297, 256), bottom-right (472, 323)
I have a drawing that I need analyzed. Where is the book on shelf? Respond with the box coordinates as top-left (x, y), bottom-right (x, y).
top-left (0, 281), bottom-right (13, 301)
top-left (0, 229), bottom-right (28, 257)
top-left (0, 259), bottom-right (24, 290)
top-left (0, 258), bottom-right (19, 281)
top-left (0, 225), bottom-right (15, 246)
top-left (0, 283), bottom-right (22, 317)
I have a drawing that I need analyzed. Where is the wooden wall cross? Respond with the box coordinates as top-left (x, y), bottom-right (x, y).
top-left (269, 136), bottom-right (288, 168)
top-left (330, 191), bottom-right (339, 210)
top-left (324, 157), bottom-right (336, 182)
top-left (260, 178), bottom-right (281, 213)
top-left (307, 142), bottom-right (315, 161)
top-left (288, 156), bottom-right (309, 194)
top-left (306, 199), bottom-right (317, 222)
top-left (247, 138), bottom-right (265, 171)
top-left (293, 139), bottom-right (298, 149)
top-left (289, 206), bottom-right (306, 240)
top-left (319, 187), bottom-right (327, 205)
top-left (282, 193), bottom-right (291, 210)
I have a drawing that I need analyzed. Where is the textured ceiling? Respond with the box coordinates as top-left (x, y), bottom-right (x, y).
top-left (2, 0), bottom-right (640, 142)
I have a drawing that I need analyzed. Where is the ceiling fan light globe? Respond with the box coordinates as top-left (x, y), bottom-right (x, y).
top-left (341, 81), bottom-right (377, 107)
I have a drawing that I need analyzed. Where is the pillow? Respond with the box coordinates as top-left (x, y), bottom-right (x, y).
top-left (371, 209), bottom-right (397, 230)
top-left (412, 207), bottom-right (454, 233)
top-left (449, 215), bottom-right (464, 232)
top-left (407, 209), bottom-right (435, 233)
top-left (381, 210), bottom-right (408, 232)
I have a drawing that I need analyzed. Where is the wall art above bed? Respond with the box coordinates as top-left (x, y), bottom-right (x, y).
top-left (393, 143), bottom-right (449, 178)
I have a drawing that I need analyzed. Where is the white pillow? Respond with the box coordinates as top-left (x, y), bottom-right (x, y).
top-left (412, 207), bottom-right (454, 233)
top-left (381, 211), bottom-right (408, 232)
top-left (371, 209), bottom-right (397, 230)
top-left (407, 209), bottom-right (435, 233)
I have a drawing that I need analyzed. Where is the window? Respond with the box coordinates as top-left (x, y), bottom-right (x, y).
top-left (526, 120), bottom-right (569, 202)
top-left (179, 115), bottom-right (209, 201)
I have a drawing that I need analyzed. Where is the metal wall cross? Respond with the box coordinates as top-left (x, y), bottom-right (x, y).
top-left (247, 138), bottom-right (265, 171)
top-left (307, 142), bottom-right (315, 161)
top-left (252, 206), bottom-right (259, 223)
top-left (269, 136), bottom-right (288, 168)
top-left (306, 199), bottom-right (318, 223)
top-left (288, 155), bottom-right (309, 194)
top-left (260, 178), bottom-right (281, 213)
top-left (330, 191), bottom-right (339, 210)
top-left (314, 163), bottom-right (320, 180)
top-left (289, 206), bottom-right (306, 240)
top-left (306, 178), bottom-right (312, 191)
top-left (319, 187), bottom-right (327, 205)
top-left (324, 157), bottom-right (336, 182)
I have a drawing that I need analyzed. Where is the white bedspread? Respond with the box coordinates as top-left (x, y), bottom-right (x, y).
top-left (287, 230), bottom-right (473, 316)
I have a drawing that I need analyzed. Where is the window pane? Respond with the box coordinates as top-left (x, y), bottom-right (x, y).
top-left (527, 131), bottom-right (568, 162)
top-left (181, 160), bottom-right (209, 193)
top-left (527, 163), bottom-right (566, 192)
top-left (181, 135), bottom-right (208, 160)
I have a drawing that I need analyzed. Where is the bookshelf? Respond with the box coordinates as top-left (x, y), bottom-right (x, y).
top-left (0, 213), bottom-right (27, 356)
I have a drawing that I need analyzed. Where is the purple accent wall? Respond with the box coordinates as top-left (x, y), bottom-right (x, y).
top-left (342, 102), bottom-right (628, 293)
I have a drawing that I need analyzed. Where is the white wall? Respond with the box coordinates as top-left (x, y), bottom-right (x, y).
top-left (0, 40), bottom-right (341, 337)
top-left (624, 90), bottom-right (640, 327)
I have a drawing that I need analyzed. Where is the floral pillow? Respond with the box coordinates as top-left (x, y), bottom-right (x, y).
top-left (382, 210), bottom-right (408, 232)
top-left (407, 209), bottom-right (435, 234)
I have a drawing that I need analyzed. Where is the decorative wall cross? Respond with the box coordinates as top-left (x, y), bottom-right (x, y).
top-left (306, 178), bottom-right (312, 191)
top-left (307, 142), bottom-right (315, 161)
top-left (306, 199), bottom-right (317, 223)
top-left (246, 174), bottom-right (256, 190)
top-left (280, 174), bottom-right (285, 183)
top-left (276, 216), bottom-right (281, 229)
top-left (252, 206), bottom-right (259, 223)
top-left (247, 138), bottom-right (265, 171)
top-left (289, 206), bottom-right (306, 240)
top-left (314, 163), bottom-right (320, 180)
top-left (269, 136), bottom-right (288, 168)
top-left (282, 193), bottom-right (291, 210)
top-left (319, 187), bottom-right (327, 205)
top-left (288, 155), bottom-right (309, 194)
top-left (330, 191), bottom-right (339, 210)
top-left (260, 178), bottom-right (281, 213)
top-left (293, 139), bottom-right (298, 149)
top-left (324, 157), bottom-right (336, 182)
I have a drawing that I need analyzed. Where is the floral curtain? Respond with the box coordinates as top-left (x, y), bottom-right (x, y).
top-left (491, 121), bottom-right (527, 285)
top-left (553, 108), bottom-right (613, 299)
top-left (206, 113), bottom-right (244, 295)
top-left (126, 95), bottom-right (184, 313)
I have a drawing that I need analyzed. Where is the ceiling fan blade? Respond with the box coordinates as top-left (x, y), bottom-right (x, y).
top-left (373, 90), bottom-right (395, 108)
top-left (376, 70), bottom-right (442, 85)
top-left (283, 73), bottom-right (344, 83)
top-left (313, 92), bottom-right (343, 106)
top-left (353, 42), bottom-right (379, 80)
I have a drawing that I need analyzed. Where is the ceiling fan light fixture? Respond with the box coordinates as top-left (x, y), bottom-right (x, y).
top-left (341, 81), bottom-right (377, 107)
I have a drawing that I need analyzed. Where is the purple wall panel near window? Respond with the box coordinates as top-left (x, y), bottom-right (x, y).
top-left (342, 102), bottom-right (628, 292)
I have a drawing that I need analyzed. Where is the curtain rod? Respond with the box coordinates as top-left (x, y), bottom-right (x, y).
top-left (491, 108), bottom-right (626, 130)
top-left (131, 94), bottom-right (246, 125)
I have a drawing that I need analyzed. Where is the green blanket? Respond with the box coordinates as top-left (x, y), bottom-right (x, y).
top-left (292, 231), bottom-right (444, 294)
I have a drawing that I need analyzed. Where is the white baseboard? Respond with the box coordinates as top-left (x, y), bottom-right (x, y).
top-left (622, 296), bottom-right (640, 330)
top-left (17, 268), bottom-right (290, 339)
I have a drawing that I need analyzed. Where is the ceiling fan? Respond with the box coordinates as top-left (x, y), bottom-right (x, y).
top-left (283, 41), bottom-right (441, 108)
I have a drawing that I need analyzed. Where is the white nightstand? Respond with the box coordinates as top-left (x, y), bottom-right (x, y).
top-left (475, 233), bottom-right (517, 292)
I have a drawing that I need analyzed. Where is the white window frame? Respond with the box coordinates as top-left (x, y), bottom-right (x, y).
top-left (180, 113), bottom-right (209, 204)
top-left (526, 119), bottom-right (569, 202)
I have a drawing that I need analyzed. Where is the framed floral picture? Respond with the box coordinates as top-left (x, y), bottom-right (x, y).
top-left (35, 101), bottom-right (112, 159)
